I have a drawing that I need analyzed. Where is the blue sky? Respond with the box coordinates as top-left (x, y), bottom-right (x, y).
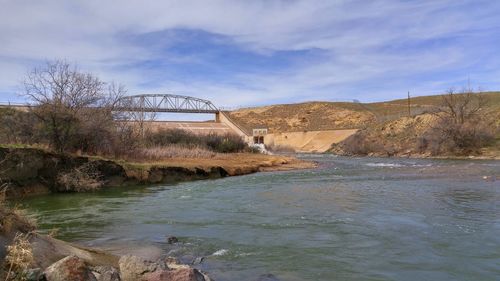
top-left (1, 0), bottom-right (500, 108)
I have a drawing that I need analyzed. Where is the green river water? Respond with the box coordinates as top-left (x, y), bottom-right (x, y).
top-left (19, 155), bottom-right (500, 281)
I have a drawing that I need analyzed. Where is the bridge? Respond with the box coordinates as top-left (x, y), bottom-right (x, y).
top-left (1, 94), bottom-right (220, 114)
top-left (116, 94), bottom-right (219, 114)
top-left (0, 94), bottom-right (254, 141)
top-left (115, 94), bottom-right (253, 140)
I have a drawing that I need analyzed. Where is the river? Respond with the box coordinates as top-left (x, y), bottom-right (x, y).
top-left (20, 155), bottom-right (500, 281)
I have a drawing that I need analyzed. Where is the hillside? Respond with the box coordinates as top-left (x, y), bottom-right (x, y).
top-left (229, 102), bottom-right (376, 133)
top-left (330, 112), bottom-right (500, 158)
top-left (229, 92), bottom-right (500, 133)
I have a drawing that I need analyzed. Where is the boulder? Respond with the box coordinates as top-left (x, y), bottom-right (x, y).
top-left (166, 236), bottom-right (179, 244)
top-left (254, 274), bottom-right (281, 281)
top-left (31, 234), bottom-right (119, 269)
top-left (44, 255), bottom-right (97, 281)
top-left (25, 268), bottom-right (43, 281)
top-left (142, 268), bottom-right (205, 281)
top-left (91, 265), bottom-right (121, 281)
top-left (118, 255), bottom-right (159, 281)
top-left (192, 257), bottom-right (204, 265)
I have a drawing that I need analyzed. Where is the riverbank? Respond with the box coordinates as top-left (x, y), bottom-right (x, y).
top-left (0, 146), bottom-right (315, 199)
top-left (0, 199), bottom-right (213, 280)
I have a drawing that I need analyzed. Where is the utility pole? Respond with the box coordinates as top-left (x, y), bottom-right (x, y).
top-left (407, 91), bottom-right (411, 117)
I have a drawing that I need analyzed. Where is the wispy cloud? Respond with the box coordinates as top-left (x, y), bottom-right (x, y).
top-left (1, 0), bottom-right (499, 106)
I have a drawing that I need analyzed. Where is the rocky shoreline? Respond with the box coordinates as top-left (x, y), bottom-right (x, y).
top-left (4, 231), bottom-right (211, 281)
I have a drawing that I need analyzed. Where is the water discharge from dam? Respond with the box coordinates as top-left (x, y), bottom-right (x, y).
top-left (21, 156), bottom-right (500, 281)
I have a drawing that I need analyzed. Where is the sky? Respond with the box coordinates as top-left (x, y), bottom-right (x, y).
top-left (1, 0), bottom-right (500, 108)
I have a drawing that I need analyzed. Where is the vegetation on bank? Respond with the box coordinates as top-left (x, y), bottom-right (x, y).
top-left (330, 89), bottom-right (499, 157)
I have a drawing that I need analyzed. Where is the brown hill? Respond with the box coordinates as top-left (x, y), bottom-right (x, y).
top-left (229, 102), bottom-right (376, 133)
top-left (229, 92), bottom-right (500, 134)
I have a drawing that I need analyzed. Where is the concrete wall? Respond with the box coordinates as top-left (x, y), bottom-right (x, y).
top-left (264, 129), bottom-right (358, 153)
top-left (218, 111), bottom-right (253, 142)
top-left (125, 121), bottom-right (236, 135)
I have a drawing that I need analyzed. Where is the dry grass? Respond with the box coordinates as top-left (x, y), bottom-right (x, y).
top-left (127, 145), bottom-right (218, 161)
top-left (0, 184), bottom-right (7, 203)
top-left (230, 101), bottom-right (375, 133)
top-left (0, 202), bottom-right (37, 236)
top-left (0, 164), bottom-right (36, 280)
top-left (4, 233), bottom-right (34, 281)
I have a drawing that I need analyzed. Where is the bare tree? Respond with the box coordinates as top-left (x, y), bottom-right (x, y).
top-left (23, 60), bottom-right (126, 153)
top-left (438, 87), bottom-right (487, 125)
top-left (427, 87), bottom-right (494, 154)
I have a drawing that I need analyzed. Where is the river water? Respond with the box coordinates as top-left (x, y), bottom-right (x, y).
top-left (21, 155), bottom-right (500, 281)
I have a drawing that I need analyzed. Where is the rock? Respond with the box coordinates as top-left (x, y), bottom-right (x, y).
top-left (192, 256), bottom-right (204, 265)
top-left (167, 236), bottom-right (179, 244)
top-left (143, 268), bottom-right (205, 281)
top-left (91, 266), bottom-right (121, 281)
top-left (178, 255), bottom-right (196, 265)
top-left (30, 234), bottom-right (120, 269)
top-left (118, 255), bottom-right (159, 281)
top-left (44, 255), bottom-right (97, 281)
top-left (254, 273), bottom-right (281, 281)
top-left (482, 175), bottom-right (496, 182)
top-left (163, 257), bottom-right (190, 271)
top-left (25, 268), bottom-right (43, 281)
top-left (164, 256), bottom-right (181, 266)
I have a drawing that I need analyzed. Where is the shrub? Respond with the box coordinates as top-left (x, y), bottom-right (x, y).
top-left (204, 133), bottom-right (246, 153)
top-left (56, 162), bottom-right (103, 192)
top-left (128, 145), bottom-right (217, 160)
top-left (144, 129), bottom-right (246, 153)
top-left (144, 129), bottom-right (203, 147)
top-left (424, 118), bottom-right (495, 155)
top-left (425, 88), bottom-right (495, 155)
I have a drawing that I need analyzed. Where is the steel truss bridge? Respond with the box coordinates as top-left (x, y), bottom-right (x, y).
top-left (116, 94), bottom-right (219, 114)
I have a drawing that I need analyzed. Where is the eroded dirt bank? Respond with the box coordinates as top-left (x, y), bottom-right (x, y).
top-left (0, 147), bottom-right (315, 198)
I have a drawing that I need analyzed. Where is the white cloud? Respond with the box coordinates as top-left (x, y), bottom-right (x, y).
top-left (0, 0), bottom-right (499, 105)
